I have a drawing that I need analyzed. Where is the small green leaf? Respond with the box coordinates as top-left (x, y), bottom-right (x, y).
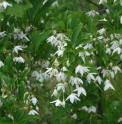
top-left (20, 69), bottom-right (30, 81)
top-left (18, 81), bottom-right (25, 101)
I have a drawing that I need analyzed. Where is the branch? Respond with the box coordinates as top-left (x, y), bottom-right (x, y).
top-left (79, 0), bottom-right (85, 11)
top-left (87, 0), bottom-right (99, 8)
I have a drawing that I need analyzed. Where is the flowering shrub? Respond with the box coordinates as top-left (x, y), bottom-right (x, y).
top-left (0, 0), bottom-right (122, 124)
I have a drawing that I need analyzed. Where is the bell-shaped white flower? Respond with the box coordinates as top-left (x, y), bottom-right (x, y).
top-left (28, 110), bottom-right (39, 115)
top-left (95, 76), bottom-right (103, 84)
top-left (104, 79), bottom-right (115, 91)
top-left (56, 83), bottom-right (65, 92)
top-left (81, 106), bottom-right (88, 112)
top-left (13, 45), bottom-right (23, 54)
top-left (0, 60), bottom-right (4, 68)
top-left (31, 97), bottom-right (38, 105)
top-left (99, 0), bottom-right (107, 4)
top-left (87, 73), bottom-right (96, 83)
top-left (50, 99), bottom-right (62, 107)
top-left (71, 113), bottom-right (77, 119)
top-left (66, 93), bottom-right (80, 104)
top-left (88, 106), bottom-right (96, 113)
top-left (70, 76), bottom-right (83, 86)
top-left (97, 28), bottom-right (106, 35)
top-left (56, 72), bottom-right (67, 82)
top-left (74, 87), bottom-right (86, 97)
top-left (75, 65), bottom-right (90, 76)
top-left (1, 1), bottom-right (12, 9)
top-left (51, 89), bottom-right (58, 97)
top-left (13, 56), bottom-right (25, 63)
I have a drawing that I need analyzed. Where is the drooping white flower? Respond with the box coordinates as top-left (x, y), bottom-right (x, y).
top-left (50, 99), bottom-right (62, 107)
top-left (13, 45), bottom-right (23, 54)
top-left (66, 93), bottom-right (80, 104)
top-left (113, 47), bottom-right (121, 54)
top-left (75, 65), bottom-right (90, 76)
top-left (0, 60), bottom-right (4, 68)
top-left (88, 106), bottom-right (96, 113)
top-left (56, 72), bottom-right (67, 82)
top-left (81, 106), bottom-right (88, 112)
top-left (15, 0), bottom-right (22, 4)
top-left (95, 76), bottom-right (103, 84)
top-left (104, 79), bottom-right (115, 91)
top-left (118, 117), bottom-right (122, 123)
top-left (97, 28), bottom-right (106, 35)
top-left (99, 0), bottom-right (107, 4)
top-left (70, 76), bottom-right (83, 86)
top-left (86, 10), bottom-right (99, 17)
top-left (53, 59), bottom-right (59, 67)
top-left (13, 56), bottom-right (25, 63)
top-left (7, 114), bottom-right (14, 120)
top-left (31, 97), bottom-right (38, 105)
top-left (56, 83), bottom-right (66, 92)
top-left (0, 31), bottom-right (6, 38)
top-left (71, 113), bottom-right (77, 119)
top-left (1, 1), bottom-right (12, 9)
top-left (45, 68), bottom-right (58, 77)
top-left (28, 110), bottom-right (39, 115)
top-left (61, 100), bottom-right (65, 108)
top-left (112, 66), bottom-right (122, 74)
top-left (74, 87), bottom-right (86, 97)
top-left (47, 36), bottom-right (57, 46)
top-left (86, 73), bottom-right (96, 83)
top-left (120, 16), bottom-right (122, 24)
top-left (51, 89), bottom-right (58, 97)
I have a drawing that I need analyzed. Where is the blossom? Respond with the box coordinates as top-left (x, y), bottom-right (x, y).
top-left (47, 36), bottom-right (57, 46)
top-left (88, 106), bottom-right (97, 113)
top-left (28, 110), bottom-right (39, 115)
top-left (13, 56), bottom-right (25, 63)
top-left (7, 114), bottom-right (14, 120)
top-left (50, 99), bottom-right (62, 107)
top-left (74, 87), bottom-right (86, 97)
top-left (45, 68), bottom-right (58, 77)
top-left (13, 45), bottom-right (23, 54)
top-left (15, 0), bottom-right (22, 4)
top-left (86, 10), bottom-right (99, 17)
top-left (56, 83), bottom-right (66, 92)
top-left (31, 97), bottom-right (38, 105)
top-left (120, 16), bottom-right (122, 24)
top-left (118, 117), bottom-right (122, 123)
top-left (71, 113), bottom-right (77, 119)
top-left (97, 28), bottom-right (106, 35)
top-left (51, 89), bottom-right (58, 97)
top-left (95, 76), bottom-right (103, 84)
top-left (81, 106), bottom-right (88, 112)
top-left (1, 1), bottom-right (12, 9)
top-left (70, 76), bottom-right (83, 86)
top-left (112, 66), bottom-right (122, 74)
top-left (113, 47), bottom-right (121, 54)
top-left (0, 60), bottom-right (4, 68)
top-left (75, 65), bottom-right (90, 76)
top-left (0, 100), bottom-right (3, 107)
top-left (56, 72), bottom-right (67, 82)
top-left (0, 31), bottom-right (6, 38)
top-left (66, 93), bottom-right (80, 104)
top-left (99, 0), bottom-right (107, 4)
top-left (104, 79), bottom-right (115, 91)
top-left (86, 73), bottom-right (96, 83)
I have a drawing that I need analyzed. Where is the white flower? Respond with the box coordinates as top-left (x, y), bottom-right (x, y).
top-left (70, 76), bottom-right (83, 86)
top-left (66, 93), bottom-right (80, 104)
top-left (62, 100), bottom-right (65, 107)
top-left (101, 69), bottom-right (109, 77)
top-left (104, 79), bottom-right (115, 91)
top-left (120, 0), bottom-right (122, 6)
top-left (31, 97), bottom-right (38, 105)
top-left (13, 45), bottom-right (23, 54)
top-left (71, 113), bottom-right (77, 119)
top-left (18, 31), bottom-right (30, 41)
top-left (99, 0), bottom-right (107, 4)
top-left (81, 106), bottom-right (88, 112)
top-left (95, 76), bottom-right (103, 84)
top-left (75, 65), bottom-right (90, 76)
top-left (50, 99), bottom-right (62, 106)
top-left (0, 100), bottom-right (3, 107)
top-left (113, 47), bottom-right (121, 54)
top-left (53, 59), bottom-right (59, 67)
top-left (15, 0), bottom-right (22, 4)
top-left (7, 114), bottom-right (14, 120)
top-left (74, 87), bottom-right (86, 97)
top-left (51, 89), bottom-right (58, 97)
top-left (120, 16), bottom-right (122, 24)
top-left (28, 110), bottom-right (39, 115)
top-left (0, 60), bottom-right (4, 68)
top-left (86, 73), bottom-right (96, 83)
top-left (88, 106), bottom-right (96, 113)
top-left (13, 56), bottom-right (25, 63)
top-left (56, 72), bottom-right (67, 82)
top-left (97, 28), bottom-right (106, 35)
top-left (112, 66), bottom-right (122, 74)
top-left (56, 83), bottom-right (65, 92)
top-left (47, 36), bottom-right (57, 46)
top-left (45, 68), bottom-right (58, 77)
top-left (118, 117), bottom-right (122, 123)
top-left (1, 1), bottom-right (12, 9)
top-left (0, 31), bottom-right (6, 37)
top-left (86, 10), bottom-right (99, 17)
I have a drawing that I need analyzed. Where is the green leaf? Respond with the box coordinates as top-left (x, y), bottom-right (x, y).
top-left (0, 119), bottom-right (12, 124)
top-left (71, 23), bottom-right (82, 46)
top-left (20, 69), bottom-right (30, 81)
top-left (18, 81), bottom-right (25, 101)
top-left (19, 115), bottom-right (40, 124)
